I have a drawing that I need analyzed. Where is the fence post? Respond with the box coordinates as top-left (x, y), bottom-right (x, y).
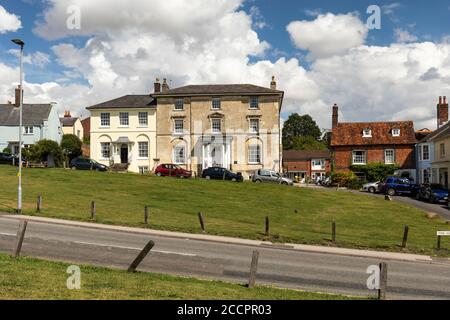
top-left (378, 262), bottom-right (388, 300)
top-left (401, 226), bottom-right (409, 248)
top-left (36, 195), bottom-right (42, 212)
top-left (332, 220), bottom-right (336, 244)
top-left (90, 201), bottom-right (96, 220)
top-left (265, 216), bottom-right (269, 236)
top-left (198, 212), bottom-right (206, 233)
top-left (13, 220), bottom-right (28, 258)
top-left (437, 235), bottom-right (442, 250)
top-left (144, 205), bottom-right (149, 224)
top-left (127, 240), bottom-right (155, 273)
top-left (248, 250), bottom-right (260, 288)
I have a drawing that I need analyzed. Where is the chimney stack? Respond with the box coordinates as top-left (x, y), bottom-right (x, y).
top-left (154, 77), bottom-right (161, 93)
top-left (64, 111), bottom-right (72, 118)
top-left (162, 78), bottom-right (170, 93)
top-left (437, 96), bottom-right (449, 129)
top-left (14, 85), bottom-right (22, 108)
top-left (270, 76), bottom-right (277, 90)
top-left (332, 104), bottom-right (339, 129)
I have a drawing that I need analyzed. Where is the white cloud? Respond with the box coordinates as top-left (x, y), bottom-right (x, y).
top-left (394, 28), bottom-right (418, 43)
top-left (7, 50), bottom-right (51, 68)
top-left (0, 5), bottom-right (22, 33)
top-left (286, 13), bottom-right (368, 60)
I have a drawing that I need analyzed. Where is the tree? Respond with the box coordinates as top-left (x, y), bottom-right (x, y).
top-left (2, 147), bottom-right (11, 154)
top-left (29, 140), bottom-right (63, 166)
top-left (290, 136), bottom-right (327, 151)
top-left (322, 131), bottom-right (332, 148)
top-left (282, 113), bottom-right (322, 150)
top-left (61, 134), bottom-right (82, 162)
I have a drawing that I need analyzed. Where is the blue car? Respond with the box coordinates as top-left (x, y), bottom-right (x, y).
top-left (416, 184), bottom-right (449, 203)
top-left (379, 176), bottom-right (416, 196)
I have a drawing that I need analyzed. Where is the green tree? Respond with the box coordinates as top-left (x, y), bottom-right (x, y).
top-left (322, 131), bottom-right (332, 148)
top-left (2, 147), bottom-right (11, 154)
top-left (30, 140), bottom-right (63, 166)
top-left (282, 113), bottom-right (322, 150)
top-left (61, 134), bottom-right (82, 162)
top-left (290, 136), bottom-right (327, 151)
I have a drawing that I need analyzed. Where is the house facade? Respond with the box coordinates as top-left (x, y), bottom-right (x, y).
top-left (60, 111), bottom-right (84, 141)
top-left (87, 96), bottom-right (157, 174)
top-left (0, 86), bottom-right (62, 154)
top-left (330, 104), bottom-right (417, 181)
top-left (152, 78), bottom-right (283, 177)
top-left (282, 150), bottom-right (331, 182)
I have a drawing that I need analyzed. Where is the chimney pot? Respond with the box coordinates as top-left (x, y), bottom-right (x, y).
top-left (332, 104), bottom-right (339, 129)
top-left (270, 76), bottom-right (277, 90)
top-left (162, 78), bottom-right (170, 93)
top-left (154, 77), bottom-right (161, 93)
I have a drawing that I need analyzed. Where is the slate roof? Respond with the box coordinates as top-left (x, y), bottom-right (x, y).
top-left (153, 84), bottom-right (284, 96)
top-left (331, 121), bottom-right (417, 147)
top-left (60, 117), bottom-right (78, 127)
top-left (283, 150), bottom-right (331, 161)
top-left (86, 95), bottom-right (156, 110)
top-left (0, 104), bottom-right (52, 126)
top-left (420, 121), bottom-right (450, 143)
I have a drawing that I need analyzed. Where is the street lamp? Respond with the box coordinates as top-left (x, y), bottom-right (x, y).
top-left (12, 39), bottom-right (24, 214)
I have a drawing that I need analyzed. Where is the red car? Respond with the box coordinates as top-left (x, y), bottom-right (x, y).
top-left (155, 164), bottom-right (192, 178)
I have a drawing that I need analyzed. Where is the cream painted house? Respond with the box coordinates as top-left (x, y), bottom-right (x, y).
top-left (60, 111), bottom-right (84, 141)
top-left (86, 96), bottom-right (157, 174)
top-left (430, 122), bottom-right (450, 188)
top-left (153, 78), bottom-right (284, 178)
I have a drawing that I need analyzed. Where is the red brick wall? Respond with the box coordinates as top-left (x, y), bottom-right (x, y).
top-left (283, 159), bottom-right (331, 176)
top-left (332, 145), bottom-right (416, 172)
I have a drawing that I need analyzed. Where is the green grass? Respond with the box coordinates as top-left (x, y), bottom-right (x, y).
top-left (0, 253), bottom-right (355, 300)
top-left (0, 165), bottom-right (448, 255)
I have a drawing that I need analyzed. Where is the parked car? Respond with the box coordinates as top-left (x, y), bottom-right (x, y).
top-left (379, 176), bottom-right (416, 196)
top-left (362, 181), bottom-right (380, 193)
top-left (201, 167), bottom-right (243, 182)
top-left (252, 169), bottom-right (294, 186)
top-left (416, 184), bottom-right (449, 203)
top-left (0, 152), bottom-right (15, 165)
top-left (70, 157), bottom-right (109, 171)
top-left (154, 164), bottom-right (192, 178)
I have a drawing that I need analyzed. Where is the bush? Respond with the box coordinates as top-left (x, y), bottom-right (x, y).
top-left (29, 140), bottom-right (63, 166)
top-left (61, 134), bottom-right (82, 163)
top-left (349, 163), bottom-right (400, 182)
top-left (331, 172), bottom-right (356, 187)
top-left (2, 147), bottom-right (11, 154)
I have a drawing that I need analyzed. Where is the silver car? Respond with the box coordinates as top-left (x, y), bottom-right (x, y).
top-left (252, 169), bottom-right (294, 185)
top-left (362, 181), bottom-right (380, 193)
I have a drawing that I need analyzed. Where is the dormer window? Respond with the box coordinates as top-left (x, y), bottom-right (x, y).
top-left (392, 128), bottom-right (400, 137)
top-left (362, 129), bottom-right (372, 138)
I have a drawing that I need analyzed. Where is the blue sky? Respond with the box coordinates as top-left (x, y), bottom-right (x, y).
top-left (1, 0), bottom-right (450, 128)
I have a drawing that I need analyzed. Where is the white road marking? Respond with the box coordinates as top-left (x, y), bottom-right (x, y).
top-left (73, 241), bottom-right (197, 257)
top-left (0, 232), bottom-right (15, 236)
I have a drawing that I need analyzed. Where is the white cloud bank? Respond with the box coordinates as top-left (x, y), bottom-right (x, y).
top-left (0, 5), bottom-right (22, 33)
top-left (0, 1), bottom-right (449, 131)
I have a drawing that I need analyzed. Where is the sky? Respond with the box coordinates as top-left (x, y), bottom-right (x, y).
top-left (1, 0), bottom-right (450, 130)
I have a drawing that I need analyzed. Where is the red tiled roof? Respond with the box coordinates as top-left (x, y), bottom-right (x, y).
top-left (283, 150), bottom-right (331, 161)
top-left (331, 121), bottom-right (417, 146)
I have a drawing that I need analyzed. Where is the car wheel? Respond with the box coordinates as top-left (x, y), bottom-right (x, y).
top-left (282, 181), bottom-right (288, 185)
top-left (255, 179), bottom-right (262, 183)
top-left (156, 172), bottom-right (162, 177)
top-left (205, 176), bottom-right (211, 180)
top-left (369, 187), bottom-right (376, 194)
top-left (387, 188), bottom-right (396, 196)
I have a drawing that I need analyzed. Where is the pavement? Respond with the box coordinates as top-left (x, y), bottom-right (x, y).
top-left (1, 214), bottom-right (450, 300)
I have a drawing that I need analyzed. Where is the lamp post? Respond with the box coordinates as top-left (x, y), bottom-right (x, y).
top-left (12, 39), bottom-right (24, 214)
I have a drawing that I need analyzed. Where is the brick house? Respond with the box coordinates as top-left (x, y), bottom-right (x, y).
top-left (282, 150), bottom-right (331, 182)
top-left (330, 104), bottom-right (418, 181)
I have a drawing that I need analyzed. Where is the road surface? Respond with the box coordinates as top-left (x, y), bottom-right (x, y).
top-left (1, 216), bottom-right (450, 300)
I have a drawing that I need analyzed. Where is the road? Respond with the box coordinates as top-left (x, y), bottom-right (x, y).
top-left (1, 216), bottom-right (450, 300)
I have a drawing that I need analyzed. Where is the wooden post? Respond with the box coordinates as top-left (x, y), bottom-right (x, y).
top-left (437, 235), bottom-right (442, 250)
top-left (90, 201), bottom-right (96, 220)
top-left (14, 220), bottom-right (28, 258)
top-left (198, 212), bottom-right (206, 233)
top-left (248, 250), bottom-right (260, 288)
top-left (332, 220), bottom-right (336, 244)
top-left (36, 195), bottom-right (42, 212)
top-left (265, 216), bottom-right (269, 236)
top-left (144, 205), bottom-right (149, 224)
top-left (378, 262), bottom-right (388, 300)
top-left (223, 171), bottom-right (226, 181)
top-left (127, 240), bottom-right (155, 273)
top-left (336, 184), bottom-right (340, 191)
top-left (402, 226), bottom-right (409, 248)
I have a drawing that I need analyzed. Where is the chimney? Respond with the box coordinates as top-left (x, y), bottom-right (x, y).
top-left (437, 96), bottom-right (449, 128)
top-left (15, 85), bottom-right (22, 108)
top-left (162, 78), bottom-right (170, 93)
top-left (332, 104), bottom-right (339, 129)
top-left (64, 111), bottom-right (72, 118)
top-left (154, 77), bottom-right (161, 93)
top-left (270, 76), bottom-right (277, 90)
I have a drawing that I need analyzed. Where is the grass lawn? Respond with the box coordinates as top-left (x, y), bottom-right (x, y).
top-left (0, 253), bottom-right (355, 300)
top-left (0, 165), bottom-right (448, 255)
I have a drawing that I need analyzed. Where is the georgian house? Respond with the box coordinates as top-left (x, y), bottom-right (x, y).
top-left (330, 104), bottom-right (417, 181)
top-left (86, 96), bottom-right (157, 174)
top-left (86, 77), bottom-right (283, 176)
top-left (0, 86), bottom-right (62, 154)
top-left (152, 77), bottom-right (283, 178)
top-left (282, 150), bottom-right (331, 182)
